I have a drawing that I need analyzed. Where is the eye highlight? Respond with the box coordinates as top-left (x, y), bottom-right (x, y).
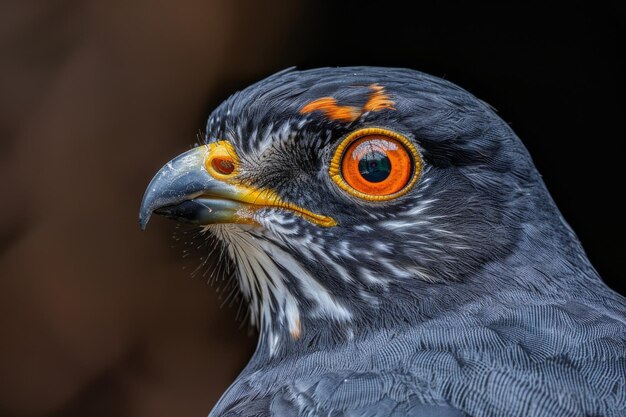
top-left (329, 128), bottom-right (421, 201)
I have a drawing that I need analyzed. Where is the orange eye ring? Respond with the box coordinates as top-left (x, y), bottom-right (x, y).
top-left (329, 128), bottom-right (421, 201)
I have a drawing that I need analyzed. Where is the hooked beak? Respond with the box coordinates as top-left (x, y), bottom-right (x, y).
top-left (139, 143), bottom-right (336, 230)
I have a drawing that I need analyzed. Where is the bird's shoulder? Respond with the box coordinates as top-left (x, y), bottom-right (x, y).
top-left (210, 369), bottom-right (468, 417)
top-left (210, 294), bottom-right (626, 417)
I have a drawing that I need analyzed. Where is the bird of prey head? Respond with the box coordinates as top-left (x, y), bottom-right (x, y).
top-left (139, 67), bottom-right (597, 356)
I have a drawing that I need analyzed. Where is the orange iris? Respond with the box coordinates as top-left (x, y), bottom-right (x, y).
top-left (341, 135), bottom-right (413, 196)
top-left (329, 128), bottom-right (421, 201)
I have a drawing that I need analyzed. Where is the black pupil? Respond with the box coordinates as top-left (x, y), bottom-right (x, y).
top-left (358, 150), bottom-right (391, 182)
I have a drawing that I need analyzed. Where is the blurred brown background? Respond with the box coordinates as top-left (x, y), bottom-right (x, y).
top-left (1, 2), bottom-right (623, 416)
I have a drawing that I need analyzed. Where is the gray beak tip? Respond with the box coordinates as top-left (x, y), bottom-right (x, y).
top-left (139, 214), bottom-right (150, 231)
top-left (139, 188), bottom-right (155, 230)
top-left (139, 203), bottom-right (153, 230)
top-left (139, 146), bottom-right (214, 231)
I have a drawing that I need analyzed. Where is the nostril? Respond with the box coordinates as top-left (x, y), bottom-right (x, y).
top-left (211, 157), bottom-right (235, 175)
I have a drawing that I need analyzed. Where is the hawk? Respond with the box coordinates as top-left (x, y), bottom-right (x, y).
top-left (139, 67), bottom-right (626, 417)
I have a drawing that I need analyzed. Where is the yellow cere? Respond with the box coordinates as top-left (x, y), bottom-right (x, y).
top-left (202, 141), bottom-right (337, 227)
top-left (204, 140), bottom-right (241, 179)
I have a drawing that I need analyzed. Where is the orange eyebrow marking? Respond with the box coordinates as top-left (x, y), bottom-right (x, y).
top-left (363, 84), bottom-right (396, 112)
top-left (300, 84), bottom-right (395, 122)
top-left (300, 97), bottom-right (361, 122)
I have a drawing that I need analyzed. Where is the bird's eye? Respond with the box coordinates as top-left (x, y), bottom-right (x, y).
top-left (330, 128), bottom-right (421, 201)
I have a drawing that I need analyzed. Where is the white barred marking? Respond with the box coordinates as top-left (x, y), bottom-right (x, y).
top-left (206, 222), bottom-right (352, 355)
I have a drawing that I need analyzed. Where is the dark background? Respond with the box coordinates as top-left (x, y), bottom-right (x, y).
top-left (1, 2), bottom-right (623, 416)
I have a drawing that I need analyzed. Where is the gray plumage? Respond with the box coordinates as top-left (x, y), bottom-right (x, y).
top-left (141, 67), bottom-right (626, 417)
top-left (215, 294), bottom-right (624, 416)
